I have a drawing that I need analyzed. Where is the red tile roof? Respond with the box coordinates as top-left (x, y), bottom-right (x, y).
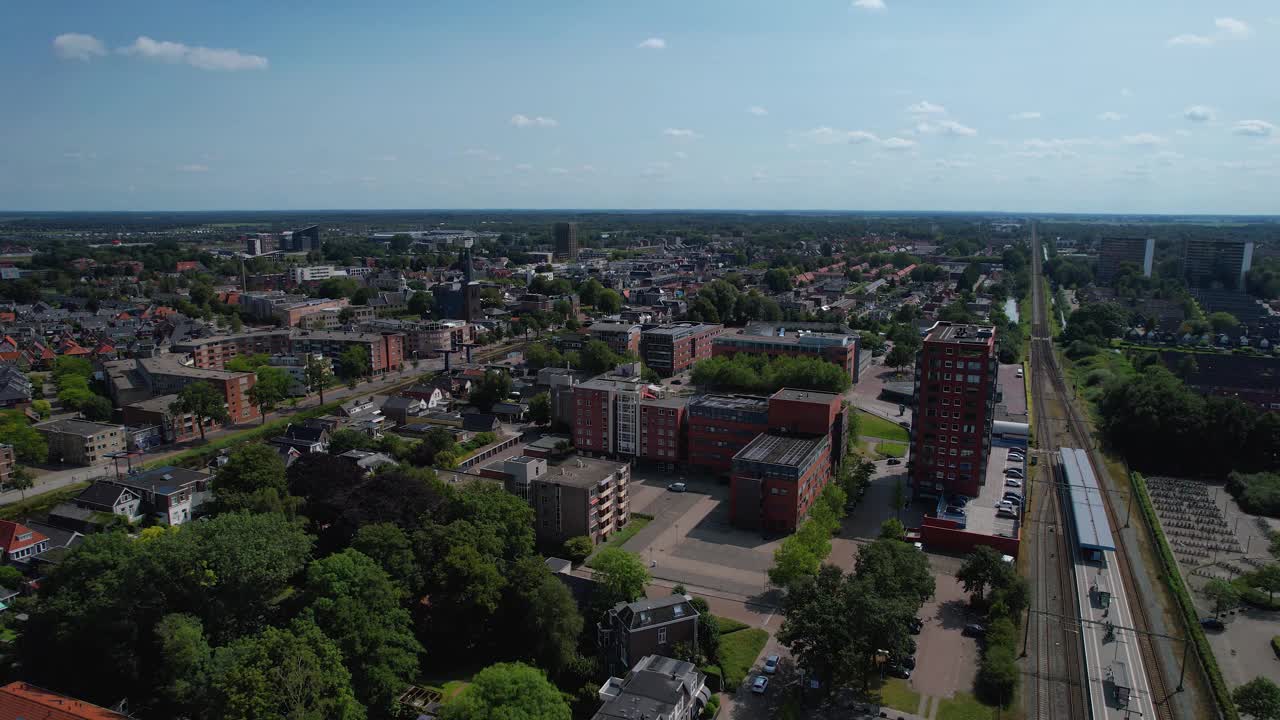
top-left (0, 520), bottom-right (49, 554)
top-left (0, 682), bottom-right (129, 720)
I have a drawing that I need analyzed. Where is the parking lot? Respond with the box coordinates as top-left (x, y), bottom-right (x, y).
top-left (958, 445), bottom-right (1025, 537)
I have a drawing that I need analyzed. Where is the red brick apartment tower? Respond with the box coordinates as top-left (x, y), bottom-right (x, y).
top-left (908, 322), bottom-right (998, 499)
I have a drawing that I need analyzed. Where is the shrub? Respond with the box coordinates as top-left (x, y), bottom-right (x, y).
top-left (561, 536), bottom-right (594, 566)
top-left (699, 665), bottom-right (723, 693)
top-left (1272, 637), bottom-right (1280, 660)
top-left (701, 693), bottom-right (720, 718)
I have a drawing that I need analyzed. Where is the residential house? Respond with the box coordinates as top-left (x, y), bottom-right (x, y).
top-left (0, 681), bottom-right (131, 720)
top-left (106, 466), bottom-right (214, 525)
top-left (598, 595), bottom-right (700, 677)
top-left (336, 449), bottom-right (397, 475)
top-left (71, 482), bottom-right (143, 523)
top-left (594, 655), bottom-right (710, 720)
top-left (270, 422), bottom-right (331, 454)
top-left (0, 520), bottom-right (50, 563)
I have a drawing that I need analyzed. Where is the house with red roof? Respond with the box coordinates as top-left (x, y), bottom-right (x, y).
top-left (0, 682), bottom-right (129, 720)
top-left (174, 260), bottom-right (204, 273)
top-left (0, 520), bottom-right (50, 562)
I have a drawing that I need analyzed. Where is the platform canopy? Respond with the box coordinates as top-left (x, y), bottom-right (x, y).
top-left (1060, 447), bottom-right (1115, 552)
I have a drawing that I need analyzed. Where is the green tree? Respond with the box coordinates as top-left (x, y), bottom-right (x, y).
top-left (561, 535), bottom-right (594, 566)
top-left (328, 428), bottom-right (377, 455)
top-left (1203, 578), bottom-right (1241, 616)
top-left (205, 621), bottom-right (366, 720)
top-left (591, 547), bottom-right (649, 609)
top-left (764, 267), bottom-right (793, 292)
top-left (885, 343), bottom-right (915, 374)
top-left (408, 291), bottom-right (432, 317)
top-left (469, 370), bottom-right (512, 412)
top-left (956, 546), bottom-right (1010, 603)
top-left (337, 345), bottom-right (371, 381)
top-left (304, 355), bottom-right (333, 404)
top-left (79, 394), bottom-right (114, 421)
top-left (528, 392), bottom-right (551, 425)
top-left (1235, 676), bottom-right (1280, 720)
top-left (778, 565), bottom-right (858, 690)
top-left (1208, 311), bottom-right (1242, 336)
top-left (499, 557), bottom-right (584, 676)
top-left (579, 339), bottom-right (627, 375)
top-left (596, 289), bottom-right (623, 314)
top-left (155, 613), bottom-right (213, 711)
top-left (577, 278), bottom-right (604, 307)
top-left (879, 517), bottom-right (905, 540)
top-left (249, 366), bottom-right (292, 423)
top-left (352, 522), bottom-right (421, 596)
top-left (1256, 564), bottom-right (1280, 604)
top-left (301, 550), bottom-right (421, 711)
top-left (225, 353), bottom-right (270, 373)
top-left (31, 399), bottom-right (52, 419)
top-left (171, 381), bottom-right (230, 440)
top-left (440, 662), bottom-right (570, 720)
top-left (0, 565), bottom-right (25, 590)
top-left (213, 443), bottom-right (293, 514)
top-left (769, 538), bottom-right (820, 590)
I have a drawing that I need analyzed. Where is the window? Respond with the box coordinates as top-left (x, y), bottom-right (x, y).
top-left (657, 628), bottom-right (668, 644)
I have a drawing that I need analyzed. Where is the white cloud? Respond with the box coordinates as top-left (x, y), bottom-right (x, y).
top-left (1232, 120), bottom-right (1276, 137)
top-left (747, 106), bottom-right (768, 116)
top-left (881, 137), bottom-right (917, 151)
top-left (637, 37), bottom-right (666, 50)
top-left (917, 119), bottom-right (977, 137)
top-left (1183, 105), bottom-right (1215, 123)
top-left (53, 33), bottom-right (105, 61)
top-left (1151, 150), bottom-right (1184, 165)
top-left (1123, 133), bottom-right (1167, 146)
top-left (1167, 17), bottom-right (1252, 47)
top-left (1216, 17), bottom-right (1252, 37)
top-left (463, 148), bottom-right (500, 161)
top-left (673, 151), bottom-right (688, 160)
top-left (510, 114), bottom-right (558, 128)
top-left (1097, 111), bottom-right (1127, 121)
top-left (121, 36), bottom-right (267, 70)
top-left (663, 128), bottom-right (699, 138)
top-left (578, 164), bottom-right (597, 173)
top-left (1011, 137), bottom-right (1096, 159)
top-left (936, 158), bottom-right (974, 169)
top-left (513, 163), bottom-right (534, 172)
top-left (907, 100), bottom-right (946, 115)
top-left (1121, 88), bottom-right (1134, 97)
top-left (853, 0), bottom-right (887, 11)
top-left (847, 130), bottom-right (880, 144)
top-left (548, 167), bottom-right (569, 175)
top-left (751, 170), bottom-right (769, 182)
top-left (1009, 111), bottom-right (1042, 121)
top-left (177, 164), bottom-right (209, 173)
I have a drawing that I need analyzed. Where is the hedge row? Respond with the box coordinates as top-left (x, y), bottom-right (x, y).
top-left (144, 400), bottom-right (346, 471)
top-left (1131, 471), bottom-right (1238, 720)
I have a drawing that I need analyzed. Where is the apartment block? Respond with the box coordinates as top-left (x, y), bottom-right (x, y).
top-left (638, 397), bottom-right (688, 466)
top-left (524, 456), bottom-right (630, 546)
top-left (713, 328), bottom-right (862, 382)
top-left (767, 388), bottom-right (848, 471)
top-left (588, 323), bottom-right (642, 357)
top-left (1096, 236), bottom-right (1154, 286)
top-left (572, 368), bottom-right (655, 456)
top-left (640, 323), bottom-right (722, 377)
top-left (289, 265), bottom-right (338, 284)
top-left (136, 356), bottom-right (260, 424)
top-left (35, 419), bottom-right (127, 466)
top-left (730, 431), bottom-right (832, 533)
top-left (175, 329), bottom-right (404, 376)
top-left (1184, 238), bottom-right (1255, 291)
top-left (909, 322), bottom-right (999, 499)
top-left (173, 330), bottom-right (292, 370)
top-left (554, 221), bottom-right (580, 261)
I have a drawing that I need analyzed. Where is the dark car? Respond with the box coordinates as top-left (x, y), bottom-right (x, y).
top-left (908, 618), bottom-right (924, 635)
top-left (886, 457), bottom-right (902, 465)
top-left (889, 665), bottom-right (912, 679)
top-left (963, 624), bottom-right (986, 638)
top-left (1200, 617), bottom-right (1225, 631)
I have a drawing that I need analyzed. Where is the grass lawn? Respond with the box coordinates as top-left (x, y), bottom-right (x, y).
top-left (719, 627), bottom-right (769, 689)
top-left (877, 678), bottom-right (921, 714)
top-left (714, 615), bottom-right (750, 635)
top-left (877, 441), bottom-right (907, 458)
top-left (0, 482), bottom-right (89, 521)
top-left (936, 691), bottom-right (1001, 720)
top-left (586, 515), bottom-right (652, 566)
top-left (857, 410), bottom-right (909, 442)
top-left (438, 680), bottom-right (469, 702)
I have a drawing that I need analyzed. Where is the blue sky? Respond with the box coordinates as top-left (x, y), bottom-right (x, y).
top-left (3, 0), bottom-right (1280, 213)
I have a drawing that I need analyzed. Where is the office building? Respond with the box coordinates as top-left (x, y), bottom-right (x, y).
top-left (767, 388), bottom-right (849, 471)
top-left (1096, 237), bottom-right (1154, 286)
top-left (909, 322), bottom-right (999, 499)
top-left (282, 225), bottom-right (322, 252)
top-left (35, 419), bottom-right (127, 467)
top-left (730, 431), bottom-right (832, 533)
top-left (640, 323), bottom-right (723, 377)
top-left (135, 356), bottom-right (261, 424)
top-left (1184, 238), bottom-right (1255, 291)
top-left (572, 368), bottom-right (655, 456)
top-left (686, 394), bottom-right (770, 475)
top-left (554, 221), bottom-right (580, 261)
top-left (523, 455), bottom-right (630, 546)
top-left (588, 322), bottom-right (642, 356)
top-left (289, 265), bottom-right (338, 284)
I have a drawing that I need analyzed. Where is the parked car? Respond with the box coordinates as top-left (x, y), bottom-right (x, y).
top-left (751, 676), bottom-right (769, 694)
top-left (997, 508), bottom-right (1018, 519)
top-left (1005, 478), bottom-right (1023, 488)
top-left (1200, 617), bottom-right (1225, 631)
top-left (1008, 453), bottom-right (1025, 462)
top-left (963, 624), bottom-right (986, 638)
top-left (889, 665), bottom-right (912, 679)
top-left (1005, 468), bottom-right (1024, 478)
top-left (901, 655), bottom-right (917, 670)
top-left (1016, 368), bottom-right (1024, 378)
top-left (948, 495), bottom-right (971, 507)
top-left (1003, 493), bottom-right (1024, 505)
top-left (886, 458), bottom-right (902, 465)
top-left (944, 505), bottom-right (967, 516)
top-left (667, 482), bottom-right (687, 492)
top-left (909, 618), bottom-right (924, 635)
top-left (763, 655), bottom-right (780, 674)
top-left (671, 379), bottom-right (683, 385)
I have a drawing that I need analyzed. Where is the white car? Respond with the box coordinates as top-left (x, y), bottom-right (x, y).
top-left (1005, 478), bottom-right (1023, 488)
top-left (763, 655), bottom-right (780, 674)
top-left (751, 675), bottom-right (769, 694)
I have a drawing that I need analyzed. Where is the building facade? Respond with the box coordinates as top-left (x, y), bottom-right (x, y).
top-left (526, 456), bottom-right (630, 546)
top-left (713, 329), bottom-right (862, 382)
top-left (909, 322), bottom-right (999, 499)
top-left (35, 419), bottom-right (127, 466)
top-left (1184, 238), bottom-right (1255, 291)
top-left (588, 323), bottom-right (642, 356)
top-left (0, 444), bottom-right (15, 489)
top-left (638, 397), bottom-right (688, 466)
top-left (554, 221), bottom-right (580, 261)
top-left (598, 596), bottom-right (699, 678)
top-left (1096, 236), bottom-right (1154, 286)
top-left (686, 394), bottom-right (770, 476)
top-left (640, 323), bottom-right (723, 377)
top-left (730, 432), bottom-right (832, 533)
top-left (571, 370), bottom-right (654, 456)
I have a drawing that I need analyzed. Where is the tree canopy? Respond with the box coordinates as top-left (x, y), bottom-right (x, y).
top-left (439, 662), bottom-right (570, 720)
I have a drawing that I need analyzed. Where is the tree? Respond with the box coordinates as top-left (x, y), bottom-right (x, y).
top-left (561, 535), bottom-right (594, 565)
top-left (301, 550), bottom-right (421, 711)
top-left (499, 557), bottom-right (584, 676)
top-left (1208, 311), bottom-right (1242, 336)
top-left (225, 353), bottom-right (270, 373)
top-left (1203, 578), bottom-right (1241, 616)
top-left (213, 443), bottom-right (293, 514)
top-left (768, 538), bottom-right (820, 589)
top-left (328, 428), bottom-right (376, 455)
top-left (1257, 564), bottom-right (1280, 604)
top-left (205, 621), bottom-right (366, 720)
top-left (249, 366), bottom-right (291, 423)
top-left (79, 394), bottom-right (114, 421)
top-left (469, 371), bottom-right (512, 412)
top-left (31, 399), bottom-right (52, 419)
top-left (5, 466), bottom-right (33, 499)
top-left (579, 339), bottom-right (627, 375)
top-left (0, 565), bottom-right (24, 590)
top-left (591, 547), bottom-right (649, 609)
top-left (956, 546), bottom-right (1010, 603)
top-left (440, 662), bottom-right (570, 720)
top-left (577, 278), bottom-right (604, 307)
top-left (596, 289), bottom-right (623, 314)
top-left (885, 343), bottom-right (915, 374)
top-left (154, 613), bottom-right (212, 712)
top-left (528, 392), bottom-right (551, 425)
top-left (764, 268), bottom-right (793, 292)
top-left (408, 291), bottom-right (432, 318)
top-left (778, 565), bottom-right (859, 690)
top-left (337, 345), bottom-right (371, 382)
top-left (170, 381), bottom-right (230, 440)
top-left (879, 518), bottom-right (905, 540)
top-left (305, 355), bottom-right (333, 404)
top-left (1236, 677), bottom-right (1280, 720)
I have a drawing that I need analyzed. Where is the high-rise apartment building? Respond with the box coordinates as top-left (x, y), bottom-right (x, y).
top-left (1184, 238), bottom-right (1254, 291)
top-left (1096, 237), bottom-right (1154, 286)
top-left (572, 369), bottom-right (654, 456)
top-left (640, 323), bottom-right (722, 377)
top-left (908, 322), bottom-right (998, 499)
top-left (553, 222), bottom-right (579, 261)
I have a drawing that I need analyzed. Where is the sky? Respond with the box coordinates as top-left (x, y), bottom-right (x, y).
top-left (3, 1), bottom-right (1280, 214)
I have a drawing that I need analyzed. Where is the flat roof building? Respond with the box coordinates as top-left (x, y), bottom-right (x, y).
top-left (1096, 237), bottom-right (1154, 286)
top-left (35, 419), bottom-right (127, 467)
top-left (731, 432), bottom-right (832, 533)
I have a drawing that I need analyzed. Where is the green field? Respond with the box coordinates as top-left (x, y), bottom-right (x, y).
top-left (586, 514), bottom-right (652, 566)
top-left (878, 677), bottom-right (921, 714)
top-left (877, 441), bottom-right (907, 458)
top-left (718, 627), bottom-right (769, 689)
top-left (0, 482), bottom-right (89, 521)
top-left (857, 410), bottom-right (910, 442)
top-left (936, 692), bottom-right (1000, 720)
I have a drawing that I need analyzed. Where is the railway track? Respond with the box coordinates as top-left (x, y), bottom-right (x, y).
top-left (1028, 222), bottom-right (1175, 720)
